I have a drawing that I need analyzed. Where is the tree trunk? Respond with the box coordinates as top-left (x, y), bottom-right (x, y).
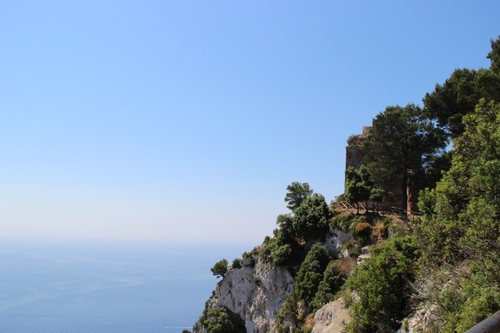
top-left (401, 169), bottom-right (408, 213)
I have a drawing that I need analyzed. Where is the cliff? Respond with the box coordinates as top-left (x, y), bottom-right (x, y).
top-left (193, 228), bottom-right (352, 333)
top-left (216, 253), bottom-right (294, 332)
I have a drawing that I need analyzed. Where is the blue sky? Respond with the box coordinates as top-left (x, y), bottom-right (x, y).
top-left (1, 1), bottom-right (499, 244)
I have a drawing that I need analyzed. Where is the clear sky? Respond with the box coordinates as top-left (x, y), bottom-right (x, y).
top-left (1, 1), bottom-right (499, 244)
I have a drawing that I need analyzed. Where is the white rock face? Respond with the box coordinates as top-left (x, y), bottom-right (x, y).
top-left (325, 229), bottom-right (352, 258)
top-left (197, 229), bottom-right (353, 333)
top-left (215, 255), bottom-right (295, 333)
top-left (311, 298), bottom-right (351, 333)
top-left (397, 305), bottom-right (438, 333)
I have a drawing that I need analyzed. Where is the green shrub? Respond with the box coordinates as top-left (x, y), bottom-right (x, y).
top-left (271, 244), bottom-right (292, 266)
top-left (342, 239), bottom-right (361, 258)
top-left (197, 307), bottom-right (245, 333)
top-left (347, 246), bottom-right (361, 258)
top-left (352, 221), bottom-right (372, 246)
top-left (310, 260), bottom-right (346, 310)
top-left (274, 294), bottom-right (299, 333)
top-left (331, 213), bottom-right (355, 231)
top-left (292, 194), bottom-right (331, 240)
top-left (417, 263), bottom-right (500, 332)
top-left (211, 259), bottom-right (228, 278)
top-left (345, 235), bottom-right (418, 332)
top-left (232, 258), bottom-right (242, 269)
top-left (242, 247), bottom-right (260, 267)
top-left (294, 243), bottom-right (331, 306)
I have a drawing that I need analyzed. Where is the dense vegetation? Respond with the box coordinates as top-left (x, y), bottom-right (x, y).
top-left (195, 36), bottom-right (500, 333)
top-left (344, 36), bottom-right (500, 333)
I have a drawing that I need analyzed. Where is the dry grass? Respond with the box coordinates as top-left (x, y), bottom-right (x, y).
top-left (339, 257), bottom-right (357, 276)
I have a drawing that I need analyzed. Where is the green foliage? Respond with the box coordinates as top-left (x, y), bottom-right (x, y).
top-left (293, 243), bottom-right (331, 305)
top-left (292, 193), bottom-right (331, 241)
top-left (260, 234), bottom-right (295, 267)
top-left (363, 103), bottom-right (447, 210)
top-left (423, 150), bottom-right (453, 189)
top-left (330, 213), bottom-right (355, 231)
top-left (275, 213), bottom-right (294, 243)
top-left (416, 100), bottom-right (500, 264)
top-left (232, 258), bottom-right (242, 269)
top-left (242, 247), bottom-right (260, 260)
top-left (260, 183), bottom-right (334, 269)
top-left (284, 182), bottom-right (313, 211)
top-left (447, 271), bottom-right (500, 332)
top-left (411, 99), bottom-right (500, 330)
top-left (413, 262), bottom-right (500, 333)
top-left (344, 166), bottom-right (369, 213)
top-left (352, 221), bottom-right (371, 247)
top-left (260, 227), bottom-right (301, 267)
top-left (369, 185), bottom-right (388, 213)
top-left (344, 165), bottom-right (386, 214)
top-left (241, 248), bottom-right (258, 268)
top-left (198, 307), bottom-right (245, 333)
top-left (423, 37), bottom-right (500, 139)
top-left (310, 260), bottom-right (346, 310)
top-left (488, 36), bottom-right (500, 73)
top-left (423, 68), bottom-right (486, 138)
top-left (345, 235), bottom-right (419, 333)
top-left (270, 243), bottom-right (293, 266)
top-left (210, 259), bottom-right (228, 279)
top-left (274, 294), bottom-right (299, 333)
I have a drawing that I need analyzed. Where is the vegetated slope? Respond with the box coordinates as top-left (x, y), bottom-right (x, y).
top-left (190, 36), bottom-right (500, 333)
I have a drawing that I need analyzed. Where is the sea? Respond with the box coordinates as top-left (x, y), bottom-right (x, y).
top-left (0, 237), bottom-right (252, 333)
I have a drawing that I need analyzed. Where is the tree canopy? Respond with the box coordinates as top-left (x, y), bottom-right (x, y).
top-left (344, 165), bottom-right (384, 213)
top-left (344, 166), bottom-right (370, 213)
top-left (293, 243), bottom-right (331, 305)
top-left (423, 36), bottom-right (500, 138)
top-left (210, 259), bottom-right (228, 279)
top-left (363, 104), bottom-right (447, 210)
top-left (417, 99), bottom-right (500, 264)
top-left (292, 193), bottom-right (331, 240)
top-left (284, 182), bottom-right (313, 211)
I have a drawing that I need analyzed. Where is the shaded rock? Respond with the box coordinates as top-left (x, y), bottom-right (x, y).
top-left (325, 229), bottom-right (352, 258)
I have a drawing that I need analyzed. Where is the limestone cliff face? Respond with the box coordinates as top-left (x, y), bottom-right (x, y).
top-left (194, 229), bottom-right (352, 333)
top-left (324, 229), bottom-right (351, 258)
top-left (215, 253), bottom-right (294, 333)
top-left (312, 298), bottom-right (351, 333)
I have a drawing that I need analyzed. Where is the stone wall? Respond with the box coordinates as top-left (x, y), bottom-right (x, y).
top-left (344, 127), bottom-right (370, 193)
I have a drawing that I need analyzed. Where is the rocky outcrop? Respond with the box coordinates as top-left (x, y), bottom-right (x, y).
top-left (324, 229), bottom-right (352, 258)
top-left (194, 229), bottom-right (353, 333)
top-left (397, 305), bottom-right (438, 333)
top-left (311, 298), bottom-right (351, 333)
top-left (215, 254), bottom-right (294, 333)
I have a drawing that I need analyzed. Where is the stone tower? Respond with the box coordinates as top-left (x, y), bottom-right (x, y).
top-left (344, 126), bottom-right (418, 213)
top-left (344, 127), bottom-right (371, 192)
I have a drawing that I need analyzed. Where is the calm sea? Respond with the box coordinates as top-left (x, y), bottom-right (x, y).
top-left (0, 237), bottom-right (251, 333)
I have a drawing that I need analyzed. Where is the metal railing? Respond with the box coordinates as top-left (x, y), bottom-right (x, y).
top-left (465, 311), bottom-right (500, 333)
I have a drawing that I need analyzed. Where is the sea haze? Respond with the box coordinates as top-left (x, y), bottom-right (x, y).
top-left (0, 238), bottom-right (250, 333)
